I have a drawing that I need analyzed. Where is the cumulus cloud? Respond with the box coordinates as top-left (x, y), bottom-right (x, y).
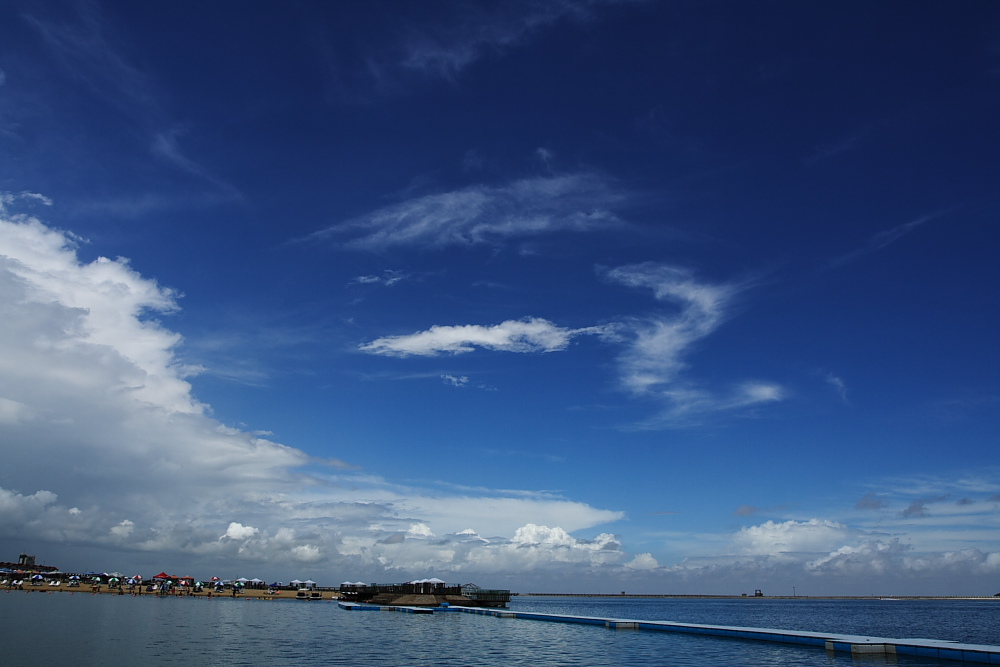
top-left (733, 519), bottom-right (852, 557)
top-left (309, 173), bottom-right (625, 251)
top-left (0, 206), bottom-right (627, 581)
top-left (110, 519), bottom-right (135, 538)
top-left (222, 522), bottom-right (260, 540)
top-left (361, 317), bottom-right (608, 357)
top-left (660, 510), bottom-right (1000, 595)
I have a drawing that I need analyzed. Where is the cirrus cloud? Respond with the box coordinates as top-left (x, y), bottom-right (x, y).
top-left (309, 173), bottom-right (625, 251)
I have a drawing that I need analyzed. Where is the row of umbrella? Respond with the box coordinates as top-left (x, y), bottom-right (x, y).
top-left (25, 572), bottom-right (326, 587)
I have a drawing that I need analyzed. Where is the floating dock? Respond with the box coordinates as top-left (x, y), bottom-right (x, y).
top-left (338, 601), bottom-right (1000, 663)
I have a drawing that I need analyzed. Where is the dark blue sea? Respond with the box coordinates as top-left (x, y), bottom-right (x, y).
top-left (1, 591), bottom-right (997, 665)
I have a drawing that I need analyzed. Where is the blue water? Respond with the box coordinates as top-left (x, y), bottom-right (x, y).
top-left (1, 591), bottom-right (997, 666)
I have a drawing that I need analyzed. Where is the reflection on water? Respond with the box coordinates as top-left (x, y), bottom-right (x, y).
top-left (1, 591), bottom-right (996, 666)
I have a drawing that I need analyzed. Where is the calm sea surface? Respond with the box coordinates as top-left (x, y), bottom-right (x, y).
top-left (1, 591), bottom-right (997, 666)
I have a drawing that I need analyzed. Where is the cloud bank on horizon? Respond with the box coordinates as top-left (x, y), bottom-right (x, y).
top-left (1, 0), bottom-right (998, 594)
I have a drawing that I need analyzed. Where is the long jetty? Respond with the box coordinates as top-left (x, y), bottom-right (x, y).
top-left (338, 601), bottom-right (1000, 664)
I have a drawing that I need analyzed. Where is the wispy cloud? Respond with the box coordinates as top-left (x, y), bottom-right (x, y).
top-left (25, 5), bottom-right (239, 201)
top-left (151, 130), bottom-right (242, 200)
top-left (308, 173), bottom-right (626, 250)
top-left (441, 374), bottom-right (469, 387)
top-left (361, 317), bottom-right (609, 357)
top-left (825, 372), bottom-right (848, 402)
top-left (802, 127), bottom-right (871, 166)
top-left (350, 270), bottom-right (409, 287)
top-left (25, 3), bottom-right (156, 117)
top-left (830, 213), bottom-right (940, 267)
top-left (398, 0), bottom-right (630, 81)
top-left (605, 263), bottom-right (736, 393)
top-left (604, 263), bottom-right (784, 423)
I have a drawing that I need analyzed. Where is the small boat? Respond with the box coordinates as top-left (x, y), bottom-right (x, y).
top-left (295, 588), bottom-right (323, 600)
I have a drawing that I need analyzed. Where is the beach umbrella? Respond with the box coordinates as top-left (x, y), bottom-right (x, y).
top-left (31, 574), bottom-right (43, 581)
top-left (69, 575), bottom-right (80, 580)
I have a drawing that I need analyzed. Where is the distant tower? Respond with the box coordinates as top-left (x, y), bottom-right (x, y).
top-left (18, 553), bottom-right (36, 568)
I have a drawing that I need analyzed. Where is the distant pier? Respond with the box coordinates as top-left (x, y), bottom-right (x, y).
top-left (338, 601), bottom-right (1000, 664)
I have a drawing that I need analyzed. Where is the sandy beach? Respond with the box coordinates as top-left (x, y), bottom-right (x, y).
top-left (5, 582), bottom-right (342, 601)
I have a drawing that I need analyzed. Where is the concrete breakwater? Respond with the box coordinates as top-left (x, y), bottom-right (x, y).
top-left (339, 601), bottom-right (1000, 664)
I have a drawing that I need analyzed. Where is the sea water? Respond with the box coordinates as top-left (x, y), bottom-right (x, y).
top-left (1, 591), bottom-right (997, 666)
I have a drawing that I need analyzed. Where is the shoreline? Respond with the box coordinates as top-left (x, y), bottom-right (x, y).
top-left (4, 583), bottom-right (341, 601)
top-left (7, 585), bottom-right (998, 602)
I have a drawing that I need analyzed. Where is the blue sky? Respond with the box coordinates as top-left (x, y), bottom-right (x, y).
top-left (1, 0), bottom-right (998, 594)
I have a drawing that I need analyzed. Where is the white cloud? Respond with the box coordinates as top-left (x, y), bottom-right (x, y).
top-left (440, 374), bottom-right (469, 387)
top-left (624, 553), bottom-right (660, 571)
top-left (733, 519), bottom-right (852, 557)
top-left (657, 509), bottom-right (1000, 595)
top-left (605, 263), bottom-right (735, 393)
top-left (222, 522), bottom-right (260, 540)
top-left (0, 206), bottom-right (627, 581)
top-left (110, 519), bottom-right (134, 537)
top-left (350, 270), bottom-right (408, 287)
top-left (407, 523), bottom-right (435, 538)
top-left (311, 173), bottom-right (624, 250)
top-left (605, 263), bottom-right (784, 422)
top-left (361, 317), bottom-right (606, 357)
